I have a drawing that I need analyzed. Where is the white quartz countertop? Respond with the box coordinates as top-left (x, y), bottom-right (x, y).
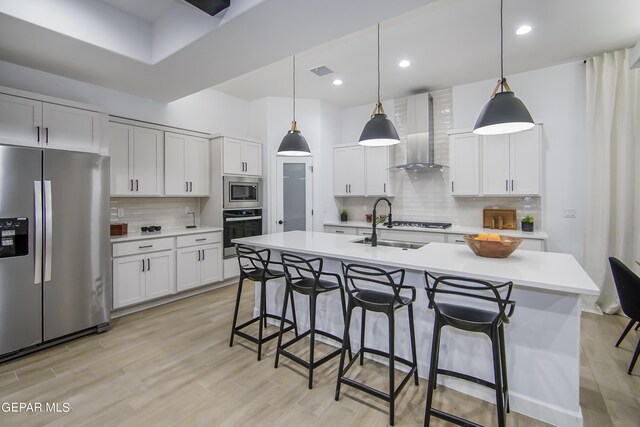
top-left (233, 231), bottom-right (597, 296)
top-left (110, 226), bottom-right (223, 243)
top-left (324, 220), bottom-right (549, 240)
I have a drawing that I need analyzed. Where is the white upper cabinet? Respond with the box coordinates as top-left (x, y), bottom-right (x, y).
top-left (365, 146), bottom-right (393, 197)
top-left (0, 92), bottom-right (101, 153)
top-left (165, 132), bottom-right (210, 196)
top-left (223, 137), bottom-right (262, 176)
top-left (333, 146), bottom-right (365, 196)
top-left (449, 132), bottom-right (481, 196)
top-left (109, 123), bottom-right (164, 196)
top-left (42, 103), bottom-right (100, 153)
top-left (0, 93), bottom-right (42, 147)
top-left (481, 125), bottom-right (541, 196)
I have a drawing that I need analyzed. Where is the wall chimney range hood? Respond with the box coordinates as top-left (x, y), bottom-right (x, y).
top-left (184, 0), bottom-right (230, 16)
top-left (393, 93), bottom-right (444, 171)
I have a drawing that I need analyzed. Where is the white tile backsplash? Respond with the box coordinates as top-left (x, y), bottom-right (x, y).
top-left (110, 198), bottom-right (201, 230)
top-left (340, 88), bottom-right (542, 230)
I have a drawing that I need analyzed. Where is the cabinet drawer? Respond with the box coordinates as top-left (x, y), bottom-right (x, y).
top-left (324, 226), bottom-right (357, 235)
top-left (113, 237), bottom-right (174, 257)
top-left (176, 232), bottom-right (221, 248)
top-left (356, 227), bottom-right (373, 236)
top-left (518, 238), bottom-right (545, 252)
top-left (446, 234), bottom-right (468, 245)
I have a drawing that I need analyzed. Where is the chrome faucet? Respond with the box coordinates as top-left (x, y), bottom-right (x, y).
top-left (371, 197), bottom-right (393, 247)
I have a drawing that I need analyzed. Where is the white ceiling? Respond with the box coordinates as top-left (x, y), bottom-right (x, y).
top-left (0, 0), bottom-right (639, 106)
top-left (214, 0), bottom-right (640, 107)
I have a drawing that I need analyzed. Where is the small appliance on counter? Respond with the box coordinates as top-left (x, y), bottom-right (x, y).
top-left (141, 225), bottom-right (162, 233)
top-left (110, 223), bottom-right (128, 236)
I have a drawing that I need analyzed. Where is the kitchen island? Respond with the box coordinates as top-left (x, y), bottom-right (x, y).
top-left (233, 231), bottom-right (598, 427)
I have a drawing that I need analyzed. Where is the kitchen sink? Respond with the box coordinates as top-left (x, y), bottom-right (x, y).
top-left (352, 237), bottom-right (426, 250)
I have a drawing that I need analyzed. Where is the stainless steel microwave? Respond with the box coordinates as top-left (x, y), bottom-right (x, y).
top-left (223, 176), bottom-right (262, 209)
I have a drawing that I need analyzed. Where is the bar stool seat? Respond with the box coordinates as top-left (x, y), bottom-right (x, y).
top-left (423, 272), bottom-right (515, 427)
top-left (335, 262), bottom-right (419, 426)
top-left (274, 252), bottom-right (350, 390)
top-left (229, 245), bottom-right (298, 361)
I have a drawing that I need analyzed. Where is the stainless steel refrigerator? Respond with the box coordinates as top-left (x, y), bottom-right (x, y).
top-left (0, 144), bottom-right (111, 360)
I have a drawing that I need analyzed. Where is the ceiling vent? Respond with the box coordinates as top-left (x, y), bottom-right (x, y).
top-left (309, 66), bottom-right (334, 77)
top-left (184, 0), bottom-right (231, 16)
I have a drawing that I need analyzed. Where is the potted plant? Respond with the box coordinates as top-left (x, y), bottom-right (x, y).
top-left (340, 209), bottom-right (348, 222)
top-left (521, 215), bottom-right (534, 232)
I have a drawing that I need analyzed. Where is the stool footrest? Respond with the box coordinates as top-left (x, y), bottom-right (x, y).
top-left (340, 377), bottom-right (390, 402)
top-left (437, 368), bottom-right (496, 391)
top-left (278, 347), bottom-right (342, 370)
top-left (430, 408), bottom-right (484, 427)
top-left (232, 315), bottom-right (296, 346)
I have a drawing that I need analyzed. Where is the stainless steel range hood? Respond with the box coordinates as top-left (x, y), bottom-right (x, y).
top-left (393, 93), bottom-right (444, 171)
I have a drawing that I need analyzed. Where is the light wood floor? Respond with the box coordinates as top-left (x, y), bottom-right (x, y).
top-left (0, 283), bottom-right (638, 426)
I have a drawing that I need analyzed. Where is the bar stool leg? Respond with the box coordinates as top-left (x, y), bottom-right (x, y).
top-left (290, 289), bottom-right (299, 338)
top-left (338, 288), bottom-right (352, 359)
top-left (229, 274), bottom-right (245, 347)
top-left (408, 303), bottom-right (419, 386)
top-left (616, 319), bottom-right (636, 347)
top-left (274, 287), bottom-right (291, 369)
top-left (335, 299), bottom-right (354, 401)
top-left (388, 311), bottom-right (396, 426)
top-left (257, 280), bottom-right (267, 361)
top-left (308, 294), bottom-right (317, 389)
top-left (491, 328), bottom-right (506, 427)
top-left (360, 309), bottom-right (366, 366)
top-left (424, 319), bottom-right (441, 427)
top-left (498, 324), bottom-right (510, 412)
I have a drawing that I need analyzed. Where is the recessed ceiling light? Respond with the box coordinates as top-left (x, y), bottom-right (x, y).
top-left (516, 25), bottom-right (532, 35)
top-left (398, 60), bottom-right (411, 68)
top-left (332, 79), bottom-right (343, 86)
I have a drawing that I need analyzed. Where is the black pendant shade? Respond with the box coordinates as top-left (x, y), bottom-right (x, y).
top-left (473, 91), bottom-right (534, 135)
top-left (473, 0), bottom-right (534, 136)
top-left (278, 125), bottom-right (311, 156)
top-left (359, 113), bottom-right (400, 146)
top-left (278, 55), bottom-right (311, 156)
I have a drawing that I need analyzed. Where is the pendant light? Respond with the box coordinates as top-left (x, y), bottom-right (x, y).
top-left (473, 0), bottom-right (534, 135)
top-left (278, 55), bottom-right (311, 156)
top-left (358, 23), bottom-right (400, 147)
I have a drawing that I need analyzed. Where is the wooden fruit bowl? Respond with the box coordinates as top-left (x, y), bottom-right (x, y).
top-left (463, 234), bottom-right (523, 258)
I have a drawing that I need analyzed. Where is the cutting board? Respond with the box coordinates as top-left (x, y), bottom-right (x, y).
top-left (483, 209), bottom-right (517, 230)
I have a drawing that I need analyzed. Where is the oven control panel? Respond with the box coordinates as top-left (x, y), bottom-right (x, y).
top-left (0, 218), bottom-right (29, 258)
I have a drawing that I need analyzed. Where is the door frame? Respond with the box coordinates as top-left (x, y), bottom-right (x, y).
top-left (274, 156), bottom-right (313, 233)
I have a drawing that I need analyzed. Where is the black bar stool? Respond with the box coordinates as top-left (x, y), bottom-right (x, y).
top-left (335, 262), bottom-right (419, 426)
top-left (423, 272), bottom-right (515, 427)
top-left (274, 252), bottom-right (351, 389)
top-left (229, 244), bottom-right (298, 361)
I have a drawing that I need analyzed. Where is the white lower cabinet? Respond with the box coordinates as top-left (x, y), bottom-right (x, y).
top-left (324, 225), bottom-right (357, 235)
top-left (113, 249), bottom-right (175, 309)
top-left (176, 232), bottom-right (222, 292)
top-left (445, 233), bottom-right (545, 251)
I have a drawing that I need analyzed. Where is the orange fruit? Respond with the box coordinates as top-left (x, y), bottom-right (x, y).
top-left (477, 233), bottom-right (489, 241)
top-left (488, 233), bottom-right (501, 241)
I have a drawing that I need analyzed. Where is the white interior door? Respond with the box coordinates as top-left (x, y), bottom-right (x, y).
top-left (275, 157), bottom-right (313, 233)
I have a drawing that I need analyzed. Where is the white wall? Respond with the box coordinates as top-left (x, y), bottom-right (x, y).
top-left (453, 61), bottom-right (586, 262)
top-left (0, 59), bottom-right (252, 136)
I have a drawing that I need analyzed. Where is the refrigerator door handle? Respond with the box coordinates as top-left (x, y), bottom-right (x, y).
top-left (34, 181), bottom-right (43, 284)
top-left (44, 180), bottom-right (53, 282)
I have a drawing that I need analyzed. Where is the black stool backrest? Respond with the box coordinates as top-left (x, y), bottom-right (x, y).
top-left (236, 244), bottom-right (271, 274)
top-left (609, 257), bottom-right (640, 320)
top-left (342, 262), bottom-right (406, 301)
top-left (281, 252), bottom-right (323, 289)
top-left (424, 272), bottom-right (515, 323)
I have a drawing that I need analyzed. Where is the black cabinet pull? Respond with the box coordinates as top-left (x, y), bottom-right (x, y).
top-left (186, 182), bottom-right (189, 192)
top-left (142, 259), bottom-right (145, 272)
top-left (189, 182), bottom-right (193, 192)
top-left (195, 238), bottom-right (206, 241)
top-left (383, 183), bottom-right (386, 193)
top-left (45, 127), bottom-right (49, 144)
top-left (511, 180), bottom-right (514, 191)
top-left (505, 180), bottom-right (508, 191)
top-left (130, 179), bottom-right (134, 191)
top-left (147, 258), bottom-right (150, 271)
top-left (138, 245), bottom-right (153, 249)
top-left (135, 179), bottom-right (139, 191)
top-left (197, 250), bottom-right (201, 261)
top-left (37, 126), bottom-right (40, 143)
top-left (451, 181), bottom-right (454, 192)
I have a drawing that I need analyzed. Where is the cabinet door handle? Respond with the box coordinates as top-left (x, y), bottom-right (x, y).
top-left (138, 244), bottom-right (153, 249)
top-left (348, 184), bottom-right (351, 193)
top-left (335, 230), bottom-right (344, 234)
top-left (198, 250), bottom-right (201, 261)
top-left (130, 179), bottom-right (134, 191)
top-left (511, 180), bottom-right (514, 192)
top-left (383, 183), bottom-right (386, 193)
top-left (201, 250), bottom-right (205, 261)
top-left (455, 239), bottom-right (465, 243)
top-left (37, 126), bottom-right (40, 143)
top-left (451, 181), bottom-right (454, 193)
top-left (142, 259), bottom-right (145, 272)
top-left (186, 182), bottom-right (189, 192)
top-left (147, 258), bottom-right (150, 271)
top-left (45, 127), bottom-right (49, 144)
top-left (506, 180), bottom-right (509, 191)
top-left (189, 181), bottom-right (193, 192)
top-left (135, 179), bottom-right (139, 191)
top-left (195, 238), bottom-right (206, 242)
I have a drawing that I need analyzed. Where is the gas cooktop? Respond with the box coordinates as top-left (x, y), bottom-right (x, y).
top-left (390, 221), bottom-right (452, 229)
